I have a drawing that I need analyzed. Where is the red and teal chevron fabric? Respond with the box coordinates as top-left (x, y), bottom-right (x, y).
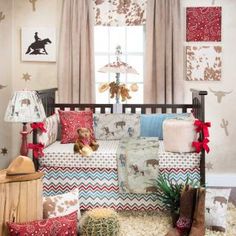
top-left (39, 166), bottom-right (200, 211)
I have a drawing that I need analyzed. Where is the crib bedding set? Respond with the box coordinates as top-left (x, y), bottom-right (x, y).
top-left (38, 112), bottom-right (201, 211)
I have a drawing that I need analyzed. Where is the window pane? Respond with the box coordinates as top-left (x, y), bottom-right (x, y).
top-left (95, 55), bottom-right (109, 83)
top-left (109, 27), bottom-right (126, 53)
top-left (127, 55), bottom-right (143, 83)
top-left (127, 26), bottom-right (144, 53)
top-left (94, 27), bottom-right (108, 52)
top-left (127, 84), bottom-right (143, 104)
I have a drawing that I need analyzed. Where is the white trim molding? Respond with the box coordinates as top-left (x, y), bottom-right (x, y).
top-left (206, 173), bottom-right (236, 187)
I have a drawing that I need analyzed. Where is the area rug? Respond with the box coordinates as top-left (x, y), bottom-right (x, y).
top-left (79, 203), bottom-right (236, 235)
top-left (117, 203), bottom-right (236, 236)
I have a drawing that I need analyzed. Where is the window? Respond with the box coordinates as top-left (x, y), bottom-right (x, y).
top-left (94, 26), bottom-right (145, 104)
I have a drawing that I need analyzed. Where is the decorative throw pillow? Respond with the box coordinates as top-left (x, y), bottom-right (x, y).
top-left (94, 113), bottom-right (140, 140)
top-left (140, 113), bottom-right (191, 139)
top-left (58, 110), bottom-right (94, 144)
top-left (163, 118), bottom-right (197, 153)
top-left (43, 188), bottom-right (81, 220)
top-left (205, 188), bottom-right (231, 232)
top-left (37, 114), bottom-right (59, 147)
top-left (7, 211), bottom-right (77, 236)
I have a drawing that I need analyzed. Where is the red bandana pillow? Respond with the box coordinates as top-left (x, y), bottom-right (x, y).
top-left (58, 110), bottom-right (94, 144)
top-left (7, 211), bottom-right (77, 236)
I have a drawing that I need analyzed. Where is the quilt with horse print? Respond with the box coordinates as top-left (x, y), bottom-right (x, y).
top-left (117, 137), bottom-right (159, 194)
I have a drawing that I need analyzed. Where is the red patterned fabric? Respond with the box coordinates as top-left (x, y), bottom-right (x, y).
top-left (58, 110), bottom-right (94, 144)
top-left (7, 211), bottom-right (77, 236)
top-left (186, 7), bottom-right (221, 41)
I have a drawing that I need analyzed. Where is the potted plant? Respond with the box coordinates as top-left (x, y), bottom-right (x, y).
top-left (151, 174), bottom-right (199, 226)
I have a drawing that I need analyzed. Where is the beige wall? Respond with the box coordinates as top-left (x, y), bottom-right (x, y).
top-left (10, 0), bottom-right (60, 158)
top-left (182, 0), bottom-right (236, 176)
top-left (0, 0), bottom-right (12, 168)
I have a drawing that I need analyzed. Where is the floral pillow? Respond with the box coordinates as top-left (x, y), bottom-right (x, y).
top-left (58, 110), bottom-right (94, 144)
top-left (7, 211), bottom-right (77, 236)
top-left (94, 113), bottom-right (140, 140)
top-left (37, 114), bottom-right (59, 147)
top-left (205, 188), bottom-right (231, 232)
top-left (43, 188), bottom-right (81, 221)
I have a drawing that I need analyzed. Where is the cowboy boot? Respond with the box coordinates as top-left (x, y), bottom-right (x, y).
top-left (166, 185), bottom-right (197, 236)
top-left (189, 188), bottom-right (206, 236)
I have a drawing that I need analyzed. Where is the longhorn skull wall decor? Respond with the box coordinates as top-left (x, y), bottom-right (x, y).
top-left (209, 88), bottom-right (233, 103)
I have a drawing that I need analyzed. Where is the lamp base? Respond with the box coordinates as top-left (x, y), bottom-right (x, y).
top-left (20, 123), bottom-right (28, 156)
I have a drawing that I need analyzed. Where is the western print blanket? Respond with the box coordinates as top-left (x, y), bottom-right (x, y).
top-left (117, 137), bottom-right (159, 194)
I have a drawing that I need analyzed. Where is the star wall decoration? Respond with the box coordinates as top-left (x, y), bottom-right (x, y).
top-left (0, 84), bottom-right (7, 90)
top-left (0, 147), bottom-right (8, 155)
top-left (206, 162), bottom-right (213, 171)
top-left (22, 73), bottom-right (32, 82)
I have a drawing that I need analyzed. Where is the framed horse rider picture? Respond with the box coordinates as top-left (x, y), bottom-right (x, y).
top-left (21, 27), bottom-right (56, 62)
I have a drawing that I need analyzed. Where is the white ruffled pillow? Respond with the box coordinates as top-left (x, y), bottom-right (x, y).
top-left (37, 114), bottom-right (59, 147)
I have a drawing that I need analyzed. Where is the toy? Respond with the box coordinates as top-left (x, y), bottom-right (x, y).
top-left (81, 208), bottom-right (120, 236)
top-left (109, 82), bottom-right (119, 99)
top-left (74, 127), bottom-right (99, 157)
top-left (120, 84), bottom-right (131, 101)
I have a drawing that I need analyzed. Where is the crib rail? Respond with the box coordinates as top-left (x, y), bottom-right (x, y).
top-left (35, 87), bottom-right (207, 185)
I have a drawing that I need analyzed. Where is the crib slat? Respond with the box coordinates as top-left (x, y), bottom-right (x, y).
top-left (172, 107), bottom-right (177, 113)
top-left (141, 107), bottom-right (145, 114)
top-left (161, 107), bottom-right (166, 113)
top-left (101, 107), bottom-right (105, 113)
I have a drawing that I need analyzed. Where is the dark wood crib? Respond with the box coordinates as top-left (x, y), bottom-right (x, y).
top-left (33, 88), bottom-right (207, 186)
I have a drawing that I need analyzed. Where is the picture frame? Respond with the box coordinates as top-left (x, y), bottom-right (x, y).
top-left (21, 27), bottom-right (56, 62)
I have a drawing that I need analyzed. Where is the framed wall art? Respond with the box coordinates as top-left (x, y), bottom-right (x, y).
top-left (186, 7), bottom-right (222, 42)
top-left (186, 46), bottom-right (222, 81)
top-left (21, 27), bottom-right (56, 62)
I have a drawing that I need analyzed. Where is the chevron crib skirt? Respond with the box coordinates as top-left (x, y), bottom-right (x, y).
top-left (39, 166), bottom-right (200, 211)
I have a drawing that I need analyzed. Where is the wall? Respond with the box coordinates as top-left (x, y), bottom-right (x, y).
top-left (0, 0), bottom-right (12, 168)
top-left (182, 0), bottom-right (236, 184)
top-left (10, 0), bottom-right (60, 158)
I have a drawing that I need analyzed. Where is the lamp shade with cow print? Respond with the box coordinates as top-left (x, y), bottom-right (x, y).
top-left (4, 90), bottom-right (46, 123)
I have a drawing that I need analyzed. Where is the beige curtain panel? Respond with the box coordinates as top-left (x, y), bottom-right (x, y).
top-left (58, 0), bottom-right (95, 103)
top-left (144, 0), bottom-right (183, 104)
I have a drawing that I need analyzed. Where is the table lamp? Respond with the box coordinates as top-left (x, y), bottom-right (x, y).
top-left (4, 90), bottom-right (46, 156)
top-left (98, 45), bottom-right (139, 103)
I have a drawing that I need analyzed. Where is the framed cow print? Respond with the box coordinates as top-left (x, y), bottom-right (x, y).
top-left (21, 27), bottom-right (56, 62)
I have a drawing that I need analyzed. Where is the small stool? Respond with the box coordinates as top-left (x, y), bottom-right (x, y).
top-left (0, 169), bottom-right (44, 235)
top-left (81, 208), bottom-right (120, 236)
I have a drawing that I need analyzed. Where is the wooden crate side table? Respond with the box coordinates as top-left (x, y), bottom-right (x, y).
top-left (0, 170), bottom-right (43, 236)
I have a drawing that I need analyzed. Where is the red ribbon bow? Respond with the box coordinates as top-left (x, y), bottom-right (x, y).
top-left (28, 143), bottom-right (45, 158)
top-left (192, 138), bottom-right (210, 153)
top-left (194, 120), bottom-right (211, 138)
top-left (30, 122), bottom-right (47, 133)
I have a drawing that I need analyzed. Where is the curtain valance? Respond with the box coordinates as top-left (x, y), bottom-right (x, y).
top-left (93, 0), bottom-right (147, 26)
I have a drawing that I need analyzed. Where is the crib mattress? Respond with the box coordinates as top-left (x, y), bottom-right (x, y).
top-left (39, 140), bottom-right (201, 169)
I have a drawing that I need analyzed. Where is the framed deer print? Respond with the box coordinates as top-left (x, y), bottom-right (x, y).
top-left (21, 27), bottom-right (56, 62)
